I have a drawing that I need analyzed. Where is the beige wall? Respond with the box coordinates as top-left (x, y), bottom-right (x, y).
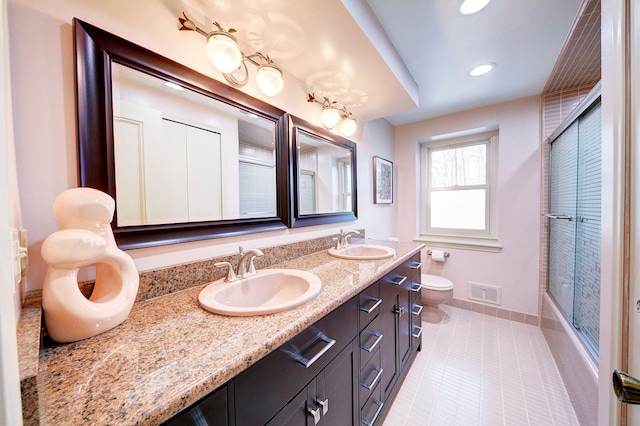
top-left (7, 0), bottom-right (398, 291)
top-left (394, 96), bottom-right (542, 315)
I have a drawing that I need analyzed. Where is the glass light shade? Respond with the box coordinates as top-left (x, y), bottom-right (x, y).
top-left (339, 117), bottom-right (357, 137)
top-left (206, 32), bottom-right (242, 73)
top-left (459, 0), bottom-right (491, 15)
top-left (256, 65), bottom-right (284, 97)
top-left (320, 106), bottom-right (341, 129)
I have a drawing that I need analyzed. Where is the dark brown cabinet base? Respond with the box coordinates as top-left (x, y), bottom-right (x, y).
top-left (164, 254), bottom-right (422, 426)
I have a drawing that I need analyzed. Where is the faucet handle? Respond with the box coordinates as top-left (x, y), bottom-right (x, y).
top-left (248, 249), bottom-right (264, 275)
top-left (215, 261), bottom-right (237, 282)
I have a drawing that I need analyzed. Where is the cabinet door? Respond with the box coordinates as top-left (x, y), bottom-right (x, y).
top-left (266, 384), bottom-right (313, 426)
top-left (398, 286), bottom-right (413, 369)
top-left (316, 340), bottom-right (357, 425)
top-left (379, 272), bottom-right (404, 401)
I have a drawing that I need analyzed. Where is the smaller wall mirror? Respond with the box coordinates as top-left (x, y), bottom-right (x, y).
top-left (289, 115), bottom-right (357, 227)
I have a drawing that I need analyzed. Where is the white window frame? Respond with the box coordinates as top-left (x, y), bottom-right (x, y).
top-left (418, 130), bottom-right (502, 252)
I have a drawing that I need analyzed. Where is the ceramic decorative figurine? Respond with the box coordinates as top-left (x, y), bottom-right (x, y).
top-left (41, 187), bottom-right (139, 343)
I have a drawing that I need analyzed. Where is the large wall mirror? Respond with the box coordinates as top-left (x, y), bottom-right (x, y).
top-left (289, 115), bottom-right (357, 227)
top-left (74, 19), bottom-right (289, 249)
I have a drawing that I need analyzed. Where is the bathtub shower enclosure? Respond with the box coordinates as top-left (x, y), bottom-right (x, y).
top-left (547, 92), bottom-right (602, 361)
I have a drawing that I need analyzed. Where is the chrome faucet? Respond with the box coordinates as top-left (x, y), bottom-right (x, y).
top-left (214, 246), bottom-right (264, 282)
top-left (336, 229), bottom-right (360, 250)
top-left (235, 246), bottom-right (264, 279)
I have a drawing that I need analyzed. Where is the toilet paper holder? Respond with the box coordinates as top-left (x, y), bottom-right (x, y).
top-left (427, 250), bottom-right (450, 258)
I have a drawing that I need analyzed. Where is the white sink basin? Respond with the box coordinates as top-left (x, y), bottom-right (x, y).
top-left (198, 269), bottom-right (322, 316)
top-left (328, 244), bottom-right (396, 260)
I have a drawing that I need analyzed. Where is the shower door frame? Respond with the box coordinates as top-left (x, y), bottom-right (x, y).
top-left (544, 84), bottom-right (602, 361)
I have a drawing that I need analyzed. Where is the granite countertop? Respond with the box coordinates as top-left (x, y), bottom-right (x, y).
top-left (36, 240), bottom-right (424, 425)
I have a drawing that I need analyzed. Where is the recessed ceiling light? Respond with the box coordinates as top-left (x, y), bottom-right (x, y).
top-left (460, 0), bottom-right (492, 15)
top-left (469, 62), bottom-right (496, 76)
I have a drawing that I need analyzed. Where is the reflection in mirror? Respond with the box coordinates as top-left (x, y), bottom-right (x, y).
top-left (74, 19), bottom-right (289, 249)
top-left (296, 131), bottom-right (352, 215)
top-left (290, 115), bottom-right (357, 228)
top-left (111, 63), bottom-right (277, 227)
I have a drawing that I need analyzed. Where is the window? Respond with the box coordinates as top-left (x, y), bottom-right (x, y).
top-left (419, 130), bottom-right (501, 252)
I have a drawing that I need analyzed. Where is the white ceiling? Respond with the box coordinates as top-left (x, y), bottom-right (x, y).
top-left (173, 0), bottom-right (583, 127)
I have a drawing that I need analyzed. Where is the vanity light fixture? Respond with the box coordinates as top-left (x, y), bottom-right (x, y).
top-left (308, 93), bottom-right (358, 136)
top-left (459, 0), bottom-right (492, 15)
top-left (469, 62), bottom-right (496, 76)
top-left (206, 25), bottom-right (242, 73)
top-left (179, 13), bottom-right (285, 97)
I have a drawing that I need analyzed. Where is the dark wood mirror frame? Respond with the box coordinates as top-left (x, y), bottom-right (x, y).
top-left (74, 19), bottom-right (291, 249)
top-left (288, 115), bottom-right (358, 228)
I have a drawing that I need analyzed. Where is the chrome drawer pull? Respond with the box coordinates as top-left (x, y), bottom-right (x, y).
top-left (412, 304), bottom-right (423, 316)
top-left (362, 399), bottom-right (384, 426)
top-left (361, 332), bottom-right (383, 352)
top-left (389, 275), bottom-right (407, 286)
top-left (412, 325), bottom-right (423, 338)
top-left (294, 332), bottom-right (336, 368)
top-left (361, 366), bottom-right (383, 390)
top-left (359, 297), bottom-right (382, 314)
top-left (409, 261), bottom-right (422, 270)
top-left (410, 282), bottom-right (421, 292)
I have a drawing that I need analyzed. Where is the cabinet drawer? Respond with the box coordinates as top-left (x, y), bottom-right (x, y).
top-left (360, 381), bottom-right (384, 426)
top-left (234, 296), bottom-right (358, 426)
top-left (359, 282), bottom-right (381, 330)
top-left (359, 349), bottom-right (382, 406)
top-left (163, 385), bottom-right (228, 426)
top-left (360, 314), bottom-right (383, 368)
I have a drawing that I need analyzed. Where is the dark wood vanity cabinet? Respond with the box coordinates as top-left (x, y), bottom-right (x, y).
top-left (164, 255), bottom-right (422, 426)
top-left (379, 254), bottom-right (423, 404)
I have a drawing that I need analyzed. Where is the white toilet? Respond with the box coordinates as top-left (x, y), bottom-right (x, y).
top-left (421, 273), bottom-right (454, 323)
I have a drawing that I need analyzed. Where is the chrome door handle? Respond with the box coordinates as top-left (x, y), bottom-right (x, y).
top-left (543, 213), bottom-right (573, 221)
top-left (393, 306), bottom-right (405, 316)
top-left (613, 370), bottom-right (640, 404)
top-left (316, 398), bottom-right (329, 416)
top-left (308, 406), bottom-right (321, 424)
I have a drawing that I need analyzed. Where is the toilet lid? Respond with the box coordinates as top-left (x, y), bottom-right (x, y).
top-left (421, 274), bottom-right (454, 290)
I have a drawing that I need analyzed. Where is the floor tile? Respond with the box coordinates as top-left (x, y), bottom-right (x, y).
top-left (382, 305), bottom-right (579, 426)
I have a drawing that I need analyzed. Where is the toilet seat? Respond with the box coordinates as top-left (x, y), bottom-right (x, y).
top-left (421, 274), bottom-right (454, 291)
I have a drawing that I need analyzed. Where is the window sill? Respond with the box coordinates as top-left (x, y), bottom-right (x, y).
top-left (415, 234), bottom-right (503, 253)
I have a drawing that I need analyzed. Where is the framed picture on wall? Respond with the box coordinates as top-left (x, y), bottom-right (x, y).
top-left (373, 156), bottom-right (393, 204)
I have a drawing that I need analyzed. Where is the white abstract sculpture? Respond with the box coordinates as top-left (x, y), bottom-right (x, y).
top-left (41, 188), bottom-right (139, 343)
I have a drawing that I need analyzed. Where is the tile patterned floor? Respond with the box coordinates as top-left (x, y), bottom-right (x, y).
top-left (382, 305), bottom-right (580, 426)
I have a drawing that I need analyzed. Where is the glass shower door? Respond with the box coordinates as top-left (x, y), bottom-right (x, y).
top-left (547, 100), bottom-right (601, 360)
top-left (547, 121), bottom-right (579, 322)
